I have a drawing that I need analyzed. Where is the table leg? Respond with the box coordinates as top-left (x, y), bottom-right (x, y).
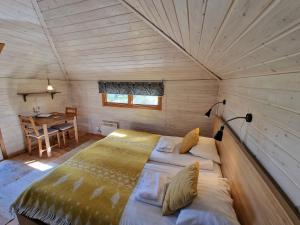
top-left (43, 124), bottom-right (51, 157)
top-left (73, 116), bottom-right (79, 143)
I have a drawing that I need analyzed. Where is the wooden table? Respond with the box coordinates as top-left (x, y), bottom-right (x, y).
top-left (33, 113), bottom-right (78, 156)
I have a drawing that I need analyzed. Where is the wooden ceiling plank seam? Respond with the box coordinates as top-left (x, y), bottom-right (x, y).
top-left (62, 51), bottom-right (186, 61)
top-left (60, 47), bottom-right (178, 60)
top-left (41, 0), bottom-right (119, 21)
top-left (170, 0), bottom-right (185, 48)
top-left (146, 0), bottom-right (170, 36)
top-left (62, 51), bottom-right (180, 63)
top-left (208, 0), bottom-right (279, 68)
top-left (173, 0), bottom-right (190, 52)
top-left (161, 0), bottom-right (183, 45)
top-left (39, 0), bottom-right (88, 12)
top-left (56, 30), bottom-right (157, 48)
top-left (201, 0), bottom-right (237, 63)
top-left (204, 0), bottom-right (275, 66)
top-left (1, 0), bottom-right (37, 19)
top-left (216, 14), bottom-right (300, 71)
top-left (222, 71), bottom-right (300, 81)
top-left (138, 0), bottom-right (160, 29)
top-left (58, 41), bottom-right (172, 56)
top-left (152, 0), bottom-right (175, 38)
top-left (44, 3), bottom-right (128, 28)
top-left (61, 47), bottom-right (178, 60)
top-left (51, 21), bottom-right (149, 42)
top-left (196, 0), bottom-right (233, 62)
top-left (57, 33), bottom-right (161, 49)
top-left (189, 0), bottom-right (207, 57)
top-left (58, 37), bottom-right (165, 52)
top-left (120, 0), bottom-right (221, 80)
top-left (48, 11), bottom-right (132, 32)
top-left (49, 13), bottom-right (140, 36)
top-left (15, 0), bottom-right (32, 8)
top-left (31, 0), bottom-right (69, 80)
top-left (222, 51), bottom-right (300, 77)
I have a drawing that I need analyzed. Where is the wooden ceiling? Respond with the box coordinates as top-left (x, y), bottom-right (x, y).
top-left (123, 0), bottom-right (300, 79)
top-left (1, 0), bottom-right (300, 81)
top-left (35, 0), bottom-right (213, 80)
top-left (0, 0), bottom-right (65, 79)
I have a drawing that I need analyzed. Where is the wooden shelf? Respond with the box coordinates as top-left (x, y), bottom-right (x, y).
top-left (17, 91), bottom-right (61, 102)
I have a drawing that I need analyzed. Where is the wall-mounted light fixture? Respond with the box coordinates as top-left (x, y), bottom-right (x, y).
top-left (214, 113), bottom-right (253, 141)
top-left (47, 79), bottom-right (54, 91)
top-left (205, 99), bottom-right (226, 117)
top-left (0, 43), bottom-right (5, 53)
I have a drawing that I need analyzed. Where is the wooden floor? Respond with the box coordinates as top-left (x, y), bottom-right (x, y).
top-left (0, 133), bottom-right (103, 225)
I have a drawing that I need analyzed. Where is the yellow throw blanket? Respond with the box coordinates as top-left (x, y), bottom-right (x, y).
top-left (12, 129), bottom-right (160, 225)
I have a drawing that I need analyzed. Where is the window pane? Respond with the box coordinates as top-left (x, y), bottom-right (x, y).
top-left (107, 94), bottom-right (128, 103)
top-left (133, 95), bottom-right (158, 105)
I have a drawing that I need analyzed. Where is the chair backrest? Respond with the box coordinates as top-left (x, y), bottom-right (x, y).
top-left (65, 107), bottom-right (77, 117)
top-left (18, 115), bottom-right (39, 136)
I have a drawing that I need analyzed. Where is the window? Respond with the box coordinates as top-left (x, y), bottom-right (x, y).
top-left (102, 93), bottom-right (162, 110)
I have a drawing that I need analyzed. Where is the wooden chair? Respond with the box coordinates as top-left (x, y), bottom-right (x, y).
top-left (52, 107), bottom-right (78, 145)
top-left (65, 107), bottom-right (77, 117)
top-left (19, 115), bottom-right (60, 157)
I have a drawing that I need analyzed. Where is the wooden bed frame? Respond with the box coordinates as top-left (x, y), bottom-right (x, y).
top-left (213, 117), bottom-right (299, 225)
top-left (17, 117), bottom-right (299, 225)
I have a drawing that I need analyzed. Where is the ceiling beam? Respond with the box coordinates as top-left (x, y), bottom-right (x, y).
top-left (119, 0), bottom-right (222, 80)
top-left (31, 0), bottom-right (69, 80)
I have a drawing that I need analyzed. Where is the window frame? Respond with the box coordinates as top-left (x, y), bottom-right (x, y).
top-left (102, 93), bottom-right (162, 110)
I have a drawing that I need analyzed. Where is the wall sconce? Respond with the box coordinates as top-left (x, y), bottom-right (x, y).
top-left (47, 79), bottom-right (54, 91)
top-left (205, 99), bottom-right (226, 117)
top-left (214, 113), bottom-right (253, 141)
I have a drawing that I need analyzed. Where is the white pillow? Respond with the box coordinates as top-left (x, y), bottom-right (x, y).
top-left (189, 136), bottom-right (221, 164)
top-left (150, 149), bottom-right (214, 171)
top-left (153, 136), bottom-right (182, 153)
top-left (176, 177), bottom-right (240, 225)
top-left (176, 209), bottom-right (232, 225)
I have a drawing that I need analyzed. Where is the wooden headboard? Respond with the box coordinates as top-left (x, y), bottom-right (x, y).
top-left (213, 117), bottom-right (299, 225)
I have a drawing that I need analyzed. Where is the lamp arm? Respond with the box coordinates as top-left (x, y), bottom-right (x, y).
top-left (222, 116), bottom-right (247, 127)
top-left (210, 100), bottom-right (226, 109)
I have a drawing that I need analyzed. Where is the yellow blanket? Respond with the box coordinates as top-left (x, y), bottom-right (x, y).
top-left (12, 129), bottom-right (160, 225)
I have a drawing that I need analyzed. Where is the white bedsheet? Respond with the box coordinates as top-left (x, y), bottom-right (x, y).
top-left (120, 163), bottom-right (222, 225)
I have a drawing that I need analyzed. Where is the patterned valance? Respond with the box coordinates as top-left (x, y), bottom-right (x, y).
top-left (98, 81), bottom-right (164, 96)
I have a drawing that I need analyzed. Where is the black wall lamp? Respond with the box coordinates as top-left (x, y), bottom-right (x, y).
top-left (214, 113), bottom-right (253, 141)
top-left (205, 99), bottom-right (226, 117)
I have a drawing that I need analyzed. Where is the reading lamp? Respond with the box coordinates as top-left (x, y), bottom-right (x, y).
top-left (205, 99), bottom-right (226, 117)
top-left (214, 113), bottom-right (253, 141)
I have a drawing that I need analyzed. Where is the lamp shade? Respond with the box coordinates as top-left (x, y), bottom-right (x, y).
top-left (47, 79), bottom-right (54, 91)
top-left (205, 108), bottom-right (212, 117)
top-left (214, 126), bottom-right (224, 141)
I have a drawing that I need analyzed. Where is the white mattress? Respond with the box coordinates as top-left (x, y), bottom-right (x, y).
top-left (120, 163), bottom-right (222, 225)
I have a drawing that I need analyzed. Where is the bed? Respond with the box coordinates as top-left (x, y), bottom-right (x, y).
top-left (12, 117), bottom-right (298, 225)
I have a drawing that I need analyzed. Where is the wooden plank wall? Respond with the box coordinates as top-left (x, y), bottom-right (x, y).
top-left (0, 0), bottom-right (64, 79)
top-left (0, 78), bottom-right (70, 156)
top-left (218, 74), bottom-right (300, 215)
top-left (70, 79), bottom-right (218, 137)
top-left (214, 117), bottom-right (299, 225)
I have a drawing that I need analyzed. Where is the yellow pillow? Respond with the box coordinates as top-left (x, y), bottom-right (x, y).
top-left (180, 128), bottom-right (200, 154)
top-left (162, 162), bottom-right (199, 216)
